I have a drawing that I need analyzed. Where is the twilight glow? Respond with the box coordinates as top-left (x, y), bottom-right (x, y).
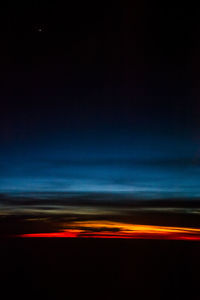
top-left (19, 221), bottom-right (200, 241)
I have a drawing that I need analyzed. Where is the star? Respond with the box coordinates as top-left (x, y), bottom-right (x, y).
top-left (33, 24), bottom-right (48, 33)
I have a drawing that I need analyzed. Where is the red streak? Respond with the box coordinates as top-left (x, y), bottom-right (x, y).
top-left (19, 230), bottom-right (200, 241)
top-left (20, 231), bottom-right (79, 238)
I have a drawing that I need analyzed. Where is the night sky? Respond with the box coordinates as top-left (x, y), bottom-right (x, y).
top-left (0, 2), bottom-right (200, 236)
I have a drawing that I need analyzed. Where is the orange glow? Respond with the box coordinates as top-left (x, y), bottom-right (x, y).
top-left (19, 221), bottom-right (200, 240)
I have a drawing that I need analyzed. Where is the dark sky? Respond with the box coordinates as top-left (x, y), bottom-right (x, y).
top-left (0, 2), bottom-right (200, 206)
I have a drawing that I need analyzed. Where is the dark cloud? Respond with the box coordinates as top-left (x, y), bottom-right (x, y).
top-left (2, 204), bottom-right (200, 239)
top-left (1, 192), bottom-right (200, 209)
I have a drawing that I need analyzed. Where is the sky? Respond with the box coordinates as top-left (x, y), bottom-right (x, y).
top-left (0, 2), bottom-right (200, 236)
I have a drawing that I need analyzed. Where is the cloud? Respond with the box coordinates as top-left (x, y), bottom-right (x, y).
top-left (1, 190), bottom-right (200, 204)
top-left (1, 192), bottom-right (200, 237)
top-left (19, 220), bottom-right (200, 241)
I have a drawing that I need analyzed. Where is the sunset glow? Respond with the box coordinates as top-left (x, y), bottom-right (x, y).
top-left (20, 221), bottom-right (200, 240)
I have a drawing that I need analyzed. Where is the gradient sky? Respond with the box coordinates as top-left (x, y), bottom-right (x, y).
top-left (0, 2), bottom-right (200, 207)
top-left (0, 136), bottom-right (200, 200)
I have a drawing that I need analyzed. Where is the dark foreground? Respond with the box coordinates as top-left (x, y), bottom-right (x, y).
top-left (0, 238), bottom-right (199, 300)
